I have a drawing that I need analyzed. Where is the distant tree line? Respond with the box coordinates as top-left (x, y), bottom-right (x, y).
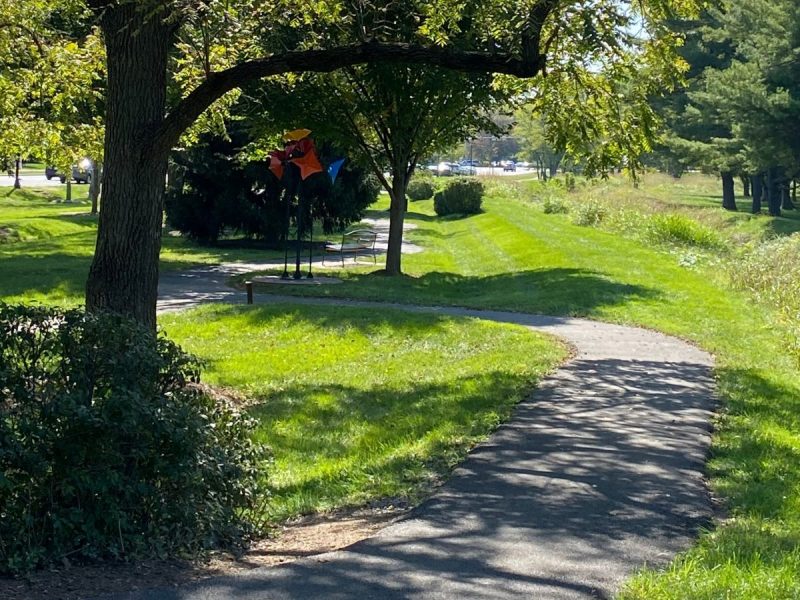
top-left (648, 0), bottom-right (800, 215)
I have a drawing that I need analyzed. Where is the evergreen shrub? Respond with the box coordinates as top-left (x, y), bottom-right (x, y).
top-left (0, 305), bottom-right (269, 574)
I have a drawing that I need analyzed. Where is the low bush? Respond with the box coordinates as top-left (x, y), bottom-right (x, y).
top-left (407, 179), bottom-right (435, 201)
top-left (433, 177), bottom-right (484, 216)
top-left (542, 196), bottom-right (569, 214)
top-left (0, 305), bottom-right (269, 575)
top-left (644, 213), bottom-right (723, 249)
top-left (0, 226), bottom-right (19, 244)
top-left (571, 199), bottom-right (607, 226)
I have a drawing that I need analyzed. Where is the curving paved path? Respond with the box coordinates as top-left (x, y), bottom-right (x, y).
top-left (132, 267), bottom-right (716, 600)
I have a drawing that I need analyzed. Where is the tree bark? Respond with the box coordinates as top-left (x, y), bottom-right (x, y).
top-left (89, 159), bottom-right (102, 214)
top-left (85, 5), bottom-right (174, 330)
top-left (740, 175), bottom-right (750, 198)
top-left (767, 167), bottom-right (782, 217)
top-left (385, 165), bottom-right (409, 276)
top-left (721, 171), bottom-right (737, 210)
top-left (751, 173), bottom-right (763, 213)
top-left (781, 180), bottom-right (795, 210)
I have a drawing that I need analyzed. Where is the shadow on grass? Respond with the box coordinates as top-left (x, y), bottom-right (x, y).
top-left (713, 365), bottom-right (800, 520)
top-left (193, 302), bottom-right (467, 343)
top-left (273, 268), bottom-right (661, 317)
top-left (764, 211), bottom-right (800, 237)
top-left (405, 210), bottom-right (437, 222)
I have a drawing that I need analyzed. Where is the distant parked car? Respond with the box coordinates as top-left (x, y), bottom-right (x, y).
top-left (45, 165), bottom-right (62, 180)
top-left (455, 164), bottom-right (477, 175)
top-left (435, 162), bottom-right (454, 176)
top-left (71, 159), bottom-right (93, 184)
top-left (46, 158), bottom-right (93, 184)
top-left (503, 161), bottom-right (517, 172)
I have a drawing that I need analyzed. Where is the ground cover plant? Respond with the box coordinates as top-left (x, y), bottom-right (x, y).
top-left (160, 303), bottom-right (566, 522)
top-left (246, 174), bottom-right (800, 597)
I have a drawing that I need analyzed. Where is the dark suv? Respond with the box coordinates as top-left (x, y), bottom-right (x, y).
top-left (45, 160), bottom-right (93, 184)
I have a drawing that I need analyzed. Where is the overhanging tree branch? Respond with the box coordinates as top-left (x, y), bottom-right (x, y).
top-left (152, 41), bottom-right (549, 157)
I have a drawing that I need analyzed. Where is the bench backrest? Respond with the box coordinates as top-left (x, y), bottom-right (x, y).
top-left (343, 229), bottom-right (377, 248)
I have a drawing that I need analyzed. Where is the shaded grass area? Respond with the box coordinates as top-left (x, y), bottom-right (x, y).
top-left (0, 186), bottom-right (283, 305)
top-left (160, 303), bottom-right (566, 521)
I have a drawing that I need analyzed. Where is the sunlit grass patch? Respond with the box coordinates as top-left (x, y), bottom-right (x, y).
top-left (161, 303), bottom-right (567, 521)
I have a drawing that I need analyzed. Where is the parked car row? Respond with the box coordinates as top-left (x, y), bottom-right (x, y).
top-left (426, 162), bottom-right (478, 176)
top-left (45, 158), bottom-right (94, 184)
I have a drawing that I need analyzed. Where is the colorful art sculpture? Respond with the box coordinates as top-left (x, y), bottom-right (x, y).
top-left (266, 130), bottom-right (346, 280)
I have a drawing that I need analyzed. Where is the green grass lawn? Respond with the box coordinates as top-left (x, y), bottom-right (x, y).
top-left (160, 303), bottom-right (566, 522)
top-left (3, 176), bottom-right (800, 597)
top-left (0, 186), bottom-right (283, 305)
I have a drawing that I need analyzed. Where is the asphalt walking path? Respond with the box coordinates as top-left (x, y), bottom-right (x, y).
top-left (133, 264), bottom-right (716, 599)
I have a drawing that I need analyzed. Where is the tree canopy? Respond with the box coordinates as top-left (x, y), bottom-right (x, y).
top-left (1, 0), bottom-right (701, 326)
top-left (654, 0), bottom-right (800, 213)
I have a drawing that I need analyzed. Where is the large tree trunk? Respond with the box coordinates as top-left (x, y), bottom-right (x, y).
top-left (751, 173), bottom-right (763, 213)
top-left (384, 164), bottom-right (410, 276)
top-left (85, 5), bottom-right (173, 330)
top-left (721, 171), bottom-right (737, 211)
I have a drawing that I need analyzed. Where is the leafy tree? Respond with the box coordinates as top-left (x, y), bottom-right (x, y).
top-left (4, 0), bottom-right (699, 327)
top-left (513, 109), bottom-right (563, 179)
top-left (0, 1), bottom-right (104, 201)
top-left (247, 64), bottom-right (505, 275)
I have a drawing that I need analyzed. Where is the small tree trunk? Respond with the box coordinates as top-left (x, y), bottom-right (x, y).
top-left (740, 175), bottom-right (750, 197)
top-left (767, 167), bottom-right (782, 217)
top-left (781, 183), bottom-right (794, 210)
top-left (13, 155), bottom-right (20, 189)
top-left (66, 179), bottom-right (72, 203)
top-left (721, 172), bottom-right (737, 210)
top-left (85, 5), bottom-right (174, 329)
top-left (385, 166), bottom-right (409, 276)
top-left (751, 174), bottom-right (763, 213)
top-left (89, 160), bottom-right (102, 214)
top-left (549, 156), bottom-right (560, 178)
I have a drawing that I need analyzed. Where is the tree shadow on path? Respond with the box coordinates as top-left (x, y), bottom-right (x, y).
top-left (127, 357), bottom-right (714, 600)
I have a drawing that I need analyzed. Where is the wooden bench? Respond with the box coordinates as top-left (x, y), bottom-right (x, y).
top-left (323, 228), bottom-right (377, 266)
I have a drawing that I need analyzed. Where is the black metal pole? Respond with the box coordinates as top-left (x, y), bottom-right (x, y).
top-left (307, 203), bottom-right (314, 279)
top-left (294, 180), bottom-right (303, 280)
top-left (281, 187), bottom-right (291, 279)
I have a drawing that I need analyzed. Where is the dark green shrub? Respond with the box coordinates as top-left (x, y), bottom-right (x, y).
top-left (166, 132), bottom-right (378, 244)
top-left (542, 196), bottom-right (569, 214)
top-left (433, 178), bottom-right (484, 216)
top-left (0, 305), bottom-right (269, 575)
top-left (407, 179), bottom-right (435, 201)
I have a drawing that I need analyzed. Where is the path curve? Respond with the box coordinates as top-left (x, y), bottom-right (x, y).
top-left (142, 267), bottom-right (716, 600)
